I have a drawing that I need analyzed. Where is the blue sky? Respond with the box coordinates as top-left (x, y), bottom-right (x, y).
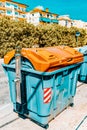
top-left (15, 0), bottom-right (87, 22)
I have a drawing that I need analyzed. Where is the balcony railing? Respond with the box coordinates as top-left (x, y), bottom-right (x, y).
top-left (39, 17), bottom-right (51, 23)
top-left (39, 17), bottom-right (59, 24)
top-left (51, 19), bottom-right (58, 23)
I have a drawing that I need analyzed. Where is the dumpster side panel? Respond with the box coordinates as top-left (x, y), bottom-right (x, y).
top-left (2, 66), bottom-right (17, 110)
top-left (25, 65), bottom-right (80, 125)
top-left (26, 74), bottom-right (53, 116)
top-left (7, 69), bottom-right (16, 103)
top-left (70, 68), bottom-right (77, 96)
top-left (78, 46), bottom-right (87, 82)
top-left (26, 74), bottom-right (41, 114)
top-left (78, 62), bottom-right (87, 81)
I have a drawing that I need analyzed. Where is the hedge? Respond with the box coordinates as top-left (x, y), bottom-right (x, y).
top-left (0, 17), bottom-right (86, 58)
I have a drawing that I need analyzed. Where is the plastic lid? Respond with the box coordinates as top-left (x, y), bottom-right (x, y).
top-left (4, 46), bottom-right (83, 72)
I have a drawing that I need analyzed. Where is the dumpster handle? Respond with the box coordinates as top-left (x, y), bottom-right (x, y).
top-left (14, 78), bottom-right (20, 82)
top-left (67, 58), bottom-right (73, 62)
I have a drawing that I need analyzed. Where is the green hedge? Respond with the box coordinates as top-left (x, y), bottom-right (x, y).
top-left (0, 17), bottom-right (86, 58)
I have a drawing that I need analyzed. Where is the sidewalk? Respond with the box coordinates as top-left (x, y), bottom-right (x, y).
top-left (0, 83), bottom-right (87, 130)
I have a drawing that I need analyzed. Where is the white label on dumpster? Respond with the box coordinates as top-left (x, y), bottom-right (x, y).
top-left (43, 88), bottom-right (52, 103)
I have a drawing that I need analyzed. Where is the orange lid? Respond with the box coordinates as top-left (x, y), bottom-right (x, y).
top-left (4, 46), bottom-right (83, 72)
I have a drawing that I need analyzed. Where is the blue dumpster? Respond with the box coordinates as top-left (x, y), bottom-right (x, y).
top-left (2, 46), bottom-right (83, 128)
top-left (78, 45), bottom-right (87, 82)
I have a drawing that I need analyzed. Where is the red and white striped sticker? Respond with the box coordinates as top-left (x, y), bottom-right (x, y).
top-left (43, 88), bottom-right (52, 104)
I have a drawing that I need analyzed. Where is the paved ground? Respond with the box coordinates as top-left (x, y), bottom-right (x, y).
top-left (0, 59), bottom-right (87, 130)
top-left (0, 59), bottom-right (10, 108)
top-left (0, 84), bottom-right (87, 130)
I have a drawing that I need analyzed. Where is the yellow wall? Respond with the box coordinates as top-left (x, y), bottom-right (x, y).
top-left (0, 0), bottom-right (27, 20)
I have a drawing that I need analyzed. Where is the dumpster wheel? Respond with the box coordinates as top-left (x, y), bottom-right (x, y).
top-left (13, 109), bottom-right (27, 119)
top-left (44, 124), bottom-right (49, 129)
top-left (70, 103), bottom-right (74, 107)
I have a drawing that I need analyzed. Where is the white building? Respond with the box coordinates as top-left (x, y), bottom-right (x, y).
top-left (58, 15), bottom-right (87, 30)
top-left (58, 15), bottom-right (72, 28)
top-left (72, 20), bottom-right (87, 29)
top-left (26, 8), bottom-right (59, 26)
top-left (26, 12), bottom-right (40, 26)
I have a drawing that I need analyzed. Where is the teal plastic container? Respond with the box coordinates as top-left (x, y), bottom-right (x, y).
top-left (78, 46), bottom-right (87, 82)
top-left (2, 58), bottom-right (81, 128)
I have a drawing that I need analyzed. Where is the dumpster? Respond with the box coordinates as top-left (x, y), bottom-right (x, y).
top-left (78, 45), bottom-right (87, 82)
top-left (2, 46), bottom-right (83, 128)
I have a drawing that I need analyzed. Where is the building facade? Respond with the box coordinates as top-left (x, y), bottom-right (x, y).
top-left (72, 20), bottom-right (87, 29)
top-left (0, 1), bottom-right (87, 30)
top-left (58, 15), bottom-right (87, 30)
top-left (26, 8), bottom-right (59, 26)
top-left (58, 15), bottom-right (73, 27)
top-left (0, 0), bottom-right (28, 21)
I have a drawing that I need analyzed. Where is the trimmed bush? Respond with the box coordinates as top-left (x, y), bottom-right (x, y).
top-left (0, 17), bottom-right (86, 58)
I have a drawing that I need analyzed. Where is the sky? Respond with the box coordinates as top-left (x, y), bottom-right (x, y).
top-left (15, 0), bottom-right (87, 22)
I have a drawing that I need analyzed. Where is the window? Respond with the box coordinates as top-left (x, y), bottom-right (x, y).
top-left (19, 14), bottom-right (26, 18)
top-left (12, 4), bottom-right (18, 10)
top-left (18, 7), bottom-right (25, 12)
top-left (50, 14), bottom-right (52, 17)
top-left (15, 12), bottom-right (19, 15)
top-left (6, 10), bottom-right (12, 15)
top-left (71, 22), bottom-right (73, 27)
top-left (65, 20), bottom-right (68, 27)
top-left (40, 13), bottom-right (42, 17)
top-left (6, 2), bottom-right (10, 7)
top-left (0, 2), bottom-right (2, 6)
top-left (22, 14), bottom-right (26, 18)
top-left (22, 8), bottom-right (25, 12)
top-left (19, 7), bottom-right (22, 11)
top-left (47, 13), bottom-right (49, 17)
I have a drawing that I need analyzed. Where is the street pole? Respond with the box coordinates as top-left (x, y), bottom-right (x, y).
top-left (75, 31), bottom-right (80, 47)
top-left (76, 36), bottom-right (78, 47)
